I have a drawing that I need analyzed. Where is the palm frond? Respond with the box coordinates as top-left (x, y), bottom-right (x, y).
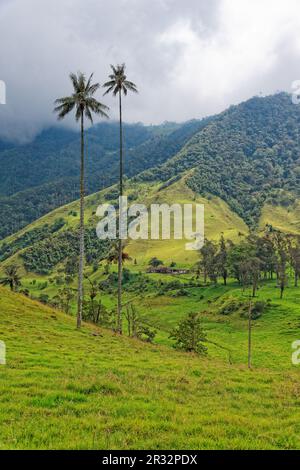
top-left (85, 72), bottom-right (94, 91)
top-left (87, 82), bottom-right (100, 95)
top-left (103, 84), bottom-right (116, 96)
top-left (69, 73), bottom-right (80, 93)
top-left (87, 98), bottom-right (109, 118)
top-left (103, 80), bottom-right (116, 88)
top-left (77, 72), bottom-right (86, 92)
top-left (124, 80), bottom-right (138, 93)
top-left (54, 102), bottom-right (75, 120)
top-left (86, 98), bottom-right (105, 110)
top-left (54, 96), bottom-right (76, 105)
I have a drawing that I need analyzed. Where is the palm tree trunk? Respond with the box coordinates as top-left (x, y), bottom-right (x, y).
top-left (248, 297), bottom-right (252, 369)
top-left (77, 110), bottom-right (85, 328)
top-left (117, 90), bottom-right (123, 334)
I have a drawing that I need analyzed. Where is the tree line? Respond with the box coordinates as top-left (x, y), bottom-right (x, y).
top-left (198, 228), bottom-right (300, 299)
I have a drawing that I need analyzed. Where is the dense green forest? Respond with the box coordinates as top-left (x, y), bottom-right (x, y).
top-left (137, 93), bottom-right (300, 227)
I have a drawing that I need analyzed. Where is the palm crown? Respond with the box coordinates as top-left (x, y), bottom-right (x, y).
top-left (103, 64), bottom-right (138, 96)
top-left (54, 72), bottom-right (109, 122)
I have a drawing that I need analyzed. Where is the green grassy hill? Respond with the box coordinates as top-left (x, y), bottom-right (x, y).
top-left (1, 172), bottom-right (298, 277)
top-left (0, 286), bottom-right (299, 450)
top-left (0, 175), bottom-right (248, 270)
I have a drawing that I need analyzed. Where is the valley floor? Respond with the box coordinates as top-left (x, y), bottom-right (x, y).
top-left (0, 287), bottom-right (299, 450)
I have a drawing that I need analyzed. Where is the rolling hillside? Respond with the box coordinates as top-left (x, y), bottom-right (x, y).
top-left (1, 169), bottom-right (298, 281)
top-left (0, 175), bottom-right (248, 272)
top-left (0, 286), bottom-right (299, 450)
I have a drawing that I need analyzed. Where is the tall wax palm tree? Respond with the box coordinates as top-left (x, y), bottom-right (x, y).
top-left (54, 72), bottom-right (109, 328)
top-left (103, 64), bottom-right (138, 334)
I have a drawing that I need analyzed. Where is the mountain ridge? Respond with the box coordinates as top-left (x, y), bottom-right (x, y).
top-left (135, 92), bottom-right (300, 226)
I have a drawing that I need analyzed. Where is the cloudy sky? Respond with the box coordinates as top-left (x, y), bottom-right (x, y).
top-left (0, 0), bottom-right (300, 141)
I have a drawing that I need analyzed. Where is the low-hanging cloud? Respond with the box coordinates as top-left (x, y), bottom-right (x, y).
top-left (0, 0), bottom-right (300, 142)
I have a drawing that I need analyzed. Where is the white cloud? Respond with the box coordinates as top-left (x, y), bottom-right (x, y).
top-left (0, 0), bottom-right (299, 141)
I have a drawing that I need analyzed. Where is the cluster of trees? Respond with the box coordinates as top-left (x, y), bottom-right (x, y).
top-left (0, 218), bottom-right (65, 262)
top-left (0, 179), bottom-right (82, 240)
top-left (21, 228), bottom-right (111, 275)
top-left (198, 229), bottom-right (300, 299)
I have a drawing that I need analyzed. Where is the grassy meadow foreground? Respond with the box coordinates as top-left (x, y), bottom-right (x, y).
top-left (0, 286), bottom-right (300, 450)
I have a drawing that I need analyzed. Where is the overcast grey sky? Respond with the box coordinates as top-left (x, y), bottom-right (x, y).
top-left (0, 0), bottom-right (300, 141)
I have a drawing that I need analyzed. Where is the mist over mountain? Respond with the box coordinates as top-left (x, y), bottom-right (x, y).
top-left (1, 0), bottom-right (300, 142)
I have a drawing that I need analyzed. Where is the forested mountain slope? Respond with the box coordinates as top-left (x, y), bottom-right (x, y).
top-left (2, 92), bottom-right (300, 241)
top-left (137, 93), bottom-right (300, 226)
top-left (0, 120), bottom-right (204, 239)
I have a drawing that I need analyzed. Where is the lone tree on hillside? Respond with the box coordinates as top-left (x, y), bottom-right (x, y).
top-left (54, 72), bottom-right (109, 328)
top-left (103, 64), bottom-right (138, 334)
top-left (170, 312), bottom-right (207, 355)
top-left (1, 264), bottom-right (21, 291)
top-left (148, 257), bottom-right (164, 268)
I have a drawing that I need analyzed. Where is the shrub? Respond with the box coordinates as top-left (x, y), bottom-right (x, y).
top-left (170, 312), bottom-right (207, 355)
top-left (218, 297), bottom-right (244, 315)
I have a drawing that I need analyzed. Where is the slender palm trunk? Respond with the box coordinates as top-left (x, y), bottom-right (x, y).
top-left (77, 110), bottom-right (85, 328)
top-left (248, 297), bottom-right (252, 369)
top-left (117, 90), bottom-right (123, 334)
